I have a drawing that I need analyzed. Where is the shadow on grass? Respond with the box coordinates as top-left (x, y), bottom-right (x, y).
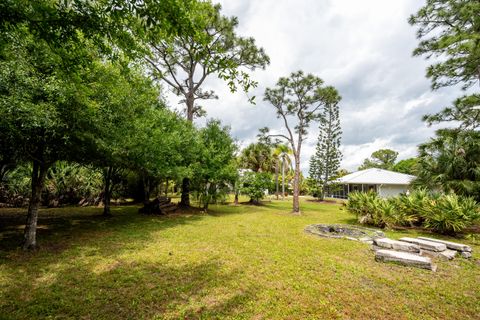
top-left (0, 205), bottom-right (259, 318)
top-left (0, 204), bottom-right (244, 259)
top-left (1, 258), bottom-right (257, 319)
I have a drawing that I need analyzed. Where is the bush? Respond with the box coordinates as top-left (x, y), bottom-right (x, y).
top-left (389, 189), bottom-right (430, 227)
top-left (346, 189), bottom-right (480, 234)
top-left (45, 162), bottom-right (103, 205)
top-left (345, 191), bottom-right (384, 226)
top-left (421, 194), bottom-right (480, 234)
top-left (240, 172), bottom-right (272, 204)
top-left (1, 161), bottom-right (103, 207)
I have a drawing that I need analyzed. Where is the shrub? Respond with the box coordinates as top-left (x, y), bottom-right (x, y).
top-left (389, 189), bottom-right (430, 226)
top-left (240, 172), bottom-right (272, 204)
top-left (1, 161), bottom-right (103, 207)
top-left (346, 191), bottom-right (385, 227)
top-left (421, 194), bottom-right (480, 234)
top-left (346, 189), bottom-right (480, 234)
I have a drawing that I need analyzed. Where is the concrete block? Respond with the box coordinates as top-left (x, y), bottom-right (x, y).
top-left (375, 249), bottom-right (436, 271)
top-left (399, 237), bottom-right (447, 252)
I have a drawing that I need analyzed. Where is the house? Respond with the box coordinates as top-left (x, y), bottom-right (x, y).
top-left (330, 168), bottom-right (416, 199)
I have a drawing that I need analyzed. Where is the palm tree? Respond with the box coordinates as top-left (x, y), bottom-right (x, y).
top-left (278, 148), bottom-right (293, 200)
top-left (239, 143), bottom-right (275, 173)
top-left (415, 129), bottom-right (480, 201)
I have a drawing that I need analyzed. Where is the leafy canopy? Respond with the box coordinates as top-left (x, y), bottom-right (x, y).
top-left (146, 2), bottom-right (270, 120)
top-left (358, 149), bottom-right (398, 171)
top-left (409, 0), bottom-right (480, 90)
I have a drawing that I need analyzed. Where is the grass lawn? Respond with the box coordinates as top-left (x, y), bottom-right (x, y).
top-left (0, 198), bottom-right (479, 319)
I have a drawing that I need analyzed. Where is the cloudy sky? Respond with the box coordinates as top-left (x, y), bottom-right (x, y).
top-left (166, 0), bottom-right (461, 172)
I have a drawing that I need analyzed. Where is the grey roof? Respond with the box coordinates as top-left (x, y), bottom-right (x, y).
top-left (336, 168), bottom-right (416, 185)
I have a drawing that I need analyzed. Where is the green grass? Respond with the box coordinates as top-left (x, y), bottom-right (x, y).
top-left (0, 198), bottom-right (479, 319)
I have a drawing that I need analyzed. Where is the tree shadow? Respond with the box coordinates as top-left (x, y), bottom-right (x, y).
top-left (0, 205), bottom-right (215, 258)
top-left (1, 258), bottom-right (258, 319)
top-left (0, 205), bottom-right (260, 318)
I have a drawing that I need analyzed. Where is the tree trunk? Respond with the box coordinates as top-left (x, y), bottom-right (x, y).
top-left (22, 159), bottom-right (48, 250)
top-left (275, 160), bottom-right (279, 200)
top-left (165, 178), bottom-right (169, 196)
top-left (234, 192), bottom-right (239, 205)
top-left (0, 163), bottom-right (9, 183)
top-left (103, 166), bottom-right (113, 216)
top-left (179, 94), bottom-right (195, 207)
top-left (143, 174), bottom-right (150, 204)
top-left (179, 177), bottom-right (190, 207)
top-left (321, 172), bottom-right (329, 201)
top-left (282, 158), bottom-right (285, 200)
top-left (186, 93), bottom-right (195, 122)
top-left (203, 183), bottom-right (210, 211)
top-left (292, 154), bottom-right (301, 214)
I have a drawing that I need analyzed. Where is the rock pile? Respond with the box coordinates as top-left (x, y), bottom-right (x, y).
top-left (372, 236), bottom-right (472, 271)
top-left (305, 224), bottom-right (474, 272)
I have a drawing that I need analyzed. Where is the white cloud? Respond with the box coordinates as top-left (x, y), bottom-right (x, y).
top-left (162, 0), bottom-right (462, 174)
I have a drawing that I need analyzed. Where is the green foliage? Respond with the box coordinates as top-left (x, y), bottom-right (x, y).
top-left (263, 70), bottom-right (341, 212)
top-left (2, 162), bottom-right (103, 206)
top-left (44, 162), bottom-right (103, 204)
top-left (1, 164), bottom-right (32, 205)
top-left (389, 189), bottom-right (430, 227)
top-left (305, 177), bottom-right (322, 198)
top-left (415, 129), bottom-right (480, 201)
top-left (346, 189), bottom-right (480, 234)
top-left (392, 158), bottom-right (418, 175)
top-left (240, 172), bottom-right (272, 204)
top-left (146, 2), bottom-right (270, 120)
top-left (345, 192), bottom-right (384, 227)
top-left (239, 142), bottom-right (275, 173)
top-left (358, 149), bottom-right (398, 171)
top-left (423, 94), bottom-right (480, 130)
top-left (421, 194), bottom-right (480, 234)
top-left (409, 1), bottom-right (480, 90)
top-left (191, 120), bottom-right (238, 210)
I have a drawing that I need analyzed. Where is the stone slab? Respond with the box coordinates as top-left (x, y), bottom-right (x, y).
top-left (439, 249), bottom-right (458, 260)
top-left (399, 237), bottom-right (447, 252)
top-left (375, 249), bottom-right (436, 271)
top-left (419, 249), bottom-right (438, 259)
top-left (421, 249), bottom-right (458, 261)
top-left (461, 251), bottom-right (472, 259)
top-left (417, 237), bottom-right (472, 252)
top-left (374, 238), bottom-right (420, 253)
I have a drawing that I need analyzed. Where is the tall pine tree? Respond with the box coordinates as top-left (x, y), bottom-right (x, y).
top-left (309, 99), bottom-right (342, 200)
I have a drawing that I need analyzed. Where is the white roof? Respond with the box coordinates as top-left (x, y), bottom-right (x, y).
top-left (336, 168), bottom-right (416, 185)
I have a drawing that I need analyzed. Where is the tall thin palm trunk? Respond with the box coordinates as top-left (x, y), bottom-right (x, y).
top-left (275, 159), bottom-right (279, 199)
top-left (282, 157), bottom-right (285, 200)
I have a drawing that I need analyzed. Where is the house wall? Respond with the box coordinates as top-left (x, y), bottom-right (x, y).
top-left (378, 184), bottom-right (409, 198)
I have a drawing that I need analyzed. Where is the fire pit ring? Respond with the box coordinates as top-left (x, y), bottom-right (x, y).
top-left (305, 224), bottom-right (385, 243)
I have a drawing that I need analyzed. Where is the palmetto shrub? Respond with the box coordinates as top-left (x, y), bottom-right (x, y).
top-left (421, 194), bottom-right (480, 234)
top-left (378, 199), bottom-right (401, 228)
top-left (390, 189), bottom-right (431, 226)
top-left (45, 161), bottom-right (103, 204)
top-left (346, 189), bottom-right (480, 234)
top-left (346, 192), bottom-right (384, 227)
top-left (2, 161), bottom-right (103, 207)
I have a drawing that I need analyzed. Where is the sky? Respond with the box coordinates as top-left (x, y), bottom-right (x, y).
top-left (165, 0), bottom-right (461, 172)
